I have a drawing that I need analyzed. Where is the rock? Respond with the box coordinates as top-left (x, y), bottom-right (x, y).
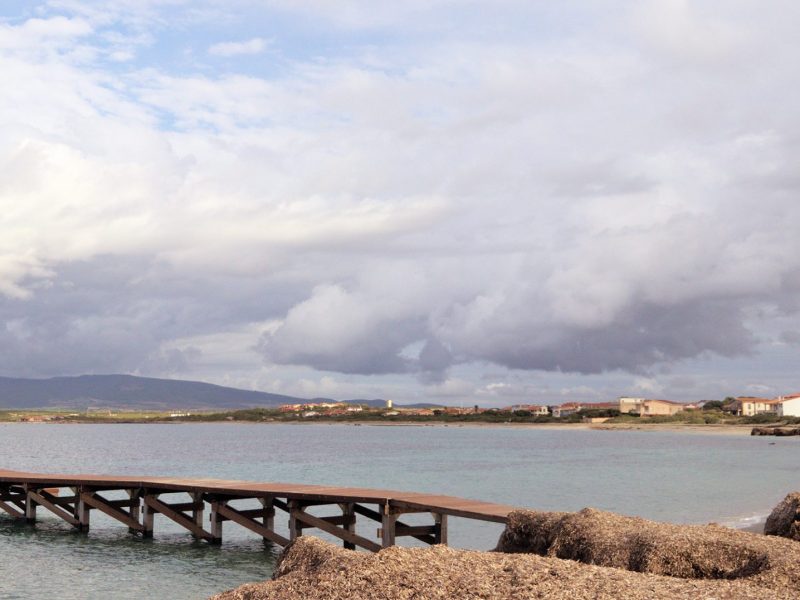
top-left (750, 427), bottom-right (800, 436)
top-left (765, 493), bottom-right (800, 541)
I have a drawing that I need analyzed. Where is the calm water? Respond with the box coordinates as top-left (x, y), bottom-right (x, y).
top-left (0, 423), bottom-right (798, 598)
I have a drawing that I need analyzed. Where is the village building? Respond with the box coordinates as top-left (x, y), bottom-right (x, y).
top-left (777, 394), bottom-right (800, 417)
top-left (551, 403), bottom-right (582, 418)
top-left (507, 404), bottom-right (549, 415)
top-left (618, 397), bottom-right (645, 414)
top-left (639, 399), bottom-right (686, 417)
top-left (733, 397), bottom-right (780, 417)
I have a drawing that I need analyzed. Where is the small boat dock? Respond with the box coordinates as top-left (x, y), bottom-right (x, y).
top-left (0, 468), bottom-right (517, 551)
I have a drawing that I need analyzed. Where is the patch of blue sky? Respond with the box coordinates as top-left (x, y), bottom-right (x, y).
top-left (0, 1), bottom-right (40, 23)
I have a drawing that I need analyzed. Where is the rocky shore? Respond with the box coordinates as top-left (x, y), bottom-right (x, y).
top-left (212, 496), bottom-right (800, 600)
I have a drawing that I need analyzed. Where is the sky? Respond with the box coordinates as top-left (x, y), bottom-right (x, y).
top-left (1, 1), bottom-right (799, 406)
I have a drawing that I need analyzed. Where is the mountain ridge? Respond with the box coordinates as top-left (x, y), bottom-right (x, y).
top-left (0, 374), bottom-right (355, 410)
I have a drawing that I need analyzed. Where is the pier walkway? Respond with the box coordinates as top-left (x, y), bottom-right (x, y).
top-left (0, 468), bottom-right (517, 551)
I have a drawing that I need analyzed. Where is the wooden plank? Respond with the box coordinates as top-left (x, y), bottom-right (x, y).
top-left (293, 509), bottom-right (381, 552)
top-left (144, 495), bottom-right (213, 542)
top-left (0, 499), bottom-right (24, 519)
top-left (395, 524), bottom-right (437, 537)
top-left (28, 491), bottom-right (79, 527)
top-left (389, 499), bottom-right (510, 523)
top-left (295, 514), bottom-right (350, 529)
top-left (81, 493), bottom-right (144, 532)
top-left (145, 500), bottom-right (202, 513)
top-left (34, 494), bottom-right (78, 507)
top-left (353, 503), bottom-right (382, 522)
top-left (214, 502), bottom-right (290, 546)
top-left (0, 492), bottom-right (26, 503)
top-left (233, 507), bottom-right (269, 519)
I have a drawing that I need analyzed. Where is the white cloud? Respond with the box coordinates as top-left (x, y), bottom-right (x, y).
top-left (208, 37), bottom-right (267, 57)
top-left (1, 1), bottom-right (799, 403)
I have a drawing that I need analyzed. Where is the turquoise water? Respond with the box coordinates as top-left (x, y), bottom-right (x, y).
top-left (0, 423), bottom-right (798, 598)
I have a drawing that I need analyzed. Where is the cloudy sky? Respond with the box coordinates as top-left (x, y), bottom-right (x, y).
top-left (1, 1), bottom-right (799, 405)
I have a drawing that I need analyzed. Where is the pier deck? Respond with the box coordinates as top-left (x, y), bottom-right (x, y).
top-left (0, 469), bottom-right (517, 551)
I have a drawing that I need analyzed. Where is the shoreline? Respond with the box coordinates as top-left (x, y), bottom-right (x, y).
top-left (0, 419), bottom-right (759, 435)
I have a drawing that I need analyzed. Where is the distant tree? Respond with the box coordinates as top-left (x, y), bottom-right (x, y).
top-left (581, 408), bottom-right (620, 418)
top-left (702, 400), bottom-right (725, 411)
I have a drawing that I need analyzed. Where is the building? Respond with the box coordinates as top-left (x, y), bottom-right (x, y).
top-left (618, 397), bottom-right (645, 414)
top-left (507, 404), bottom-right (549, 415)
top-left (639, 399), bottom-right (686, 417)
top-left (777, 394), bottom-right (800, 417)
top-left (551, 403), bottom-right (582, 418)
top-left (734, 397), bottom-right (780, 417)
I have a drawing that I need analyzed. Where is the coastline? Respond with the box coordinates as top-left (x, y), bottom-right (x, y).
top-left (1, 419), bottom-right (758, 435)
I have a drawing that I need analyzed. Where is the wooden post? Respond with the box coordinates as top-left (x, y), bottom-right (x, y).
top-left (434, 513), bottom-right (448, 545)
top-left (71, 487), bottom-right (80, 524)
top-left (128, 490), bottom-right (140, 534)
top-left (191, 492), bottom-right (205, 539)
top-left (260, 497), bottom-right (276, 546)
top-left (142, 493), bottom-right (155, 538)
top-left (24, 485), bottom-right (37, 524)
top-left (77, 489), bottom-right (90, 532)
top-left (381, 505), bottom-right (396, 548)
top-left (288, 500), bottom-right (303, 541)
top-left (340, 503), bottom-right (356, 550)
top-left (209, 501), bottom-right (223, 544)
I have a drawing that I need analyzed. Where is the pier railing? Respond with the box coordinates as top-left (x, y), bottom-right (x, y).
top-left (0, 469), bottom-right (515, 551)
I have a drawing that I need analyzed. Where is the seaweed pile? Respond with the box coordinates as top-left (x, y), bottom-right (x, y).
top-left (212, 502), bottom-right (800, 600)
top-left (212, 535), bottom-right (789, 600)
top-left (495, 507), bottom-right (800, 593)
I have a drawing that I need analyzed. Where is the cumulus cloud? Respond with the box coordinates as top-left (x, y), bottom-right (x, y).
top-left (0, 1), bottom-right (799, 402)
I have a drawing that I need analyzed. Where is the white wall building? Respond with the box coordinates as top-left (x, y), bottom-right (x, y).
top-left (778, 395), bottom-right (800, 417)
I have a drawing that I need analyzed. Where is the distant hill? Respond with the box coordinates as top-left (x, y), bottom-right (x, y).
top-left (0, 374), bottom-right (310, 410)
top-left (0, 374), bottom-right (438, 411)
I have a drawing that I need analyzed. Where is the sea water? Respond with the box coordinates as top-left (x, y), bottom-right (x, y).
top-left (0, 423), bottom-right (797, 599)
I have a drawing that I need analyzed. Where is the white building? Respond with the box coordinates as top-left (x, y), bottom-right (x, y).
top-left (618, 397), bottom-right (645, 414)
top-left (778, 395), bottom-right (800, 417)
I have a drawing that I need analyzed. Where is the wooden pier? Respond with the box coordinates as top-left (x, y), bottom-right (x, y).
top-left (0, 469), bottom-right (516, 551)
